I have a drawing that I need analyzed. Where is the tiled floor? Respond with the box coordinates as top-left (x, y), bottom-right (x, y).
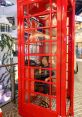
top-left (1, 61), bottom-right (82, 117)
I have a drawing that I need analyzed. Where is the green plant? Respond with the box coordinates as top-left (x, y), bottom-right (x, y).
top-left (0, 34), bottom-right (14, 51)
top-left (0, 34), bottom-right (14, 73)
top-left (0, 34), bottom-right (14, 90)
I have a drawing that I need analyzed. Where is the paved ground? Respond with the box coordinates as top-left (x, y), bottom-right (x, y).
top-left (2, 102), bottom-right (20, 117)
top-left (1, 61), bottom-right (82, 117)
top-left (74, 61), bottom-right (82, 117)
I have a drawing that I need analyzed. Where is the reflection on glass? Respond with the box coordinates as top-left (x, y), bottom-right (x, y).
top-left (24, 5), bottom-right (28, 16)
top-left (51, 84), bottom-right (56, 96)
top-left (34, 82), bottom-right (50, 94)
top-left (30, 93), bottom-right (56, 110)
top-left (34, 56), bottom-right (55, 77)
top-left (51, 56), bottom-right (56, 68)
top-left (51, 98), bottom-right (56, 111)
top-left (25, 92), bottom-right (28, 102)
top-left (24, 32), bottom-right (29, 42)
top-left (30, 94), bottom-right (50, 108)
top-left (52, 43), bottom-right (57, 54)
top-left (29, 44), bottom-right (40, 54)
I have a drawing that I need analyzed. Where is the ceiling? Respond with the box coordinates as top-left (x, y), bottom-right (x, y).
top-left (0, 0), bottom-right (16, 6)
top-left (0, 0), bottom-right (17, 17)
top-left (8, 0), bottom-right (16, 4)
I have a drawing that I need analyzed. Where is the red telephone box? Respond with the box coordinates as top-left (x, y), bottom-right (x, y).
top-left (17, 0), bottom-right (75, 116)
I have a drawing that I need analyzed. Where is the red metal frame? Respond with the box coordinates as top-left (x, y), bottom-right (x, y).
top-left (17, 0), bottom-right (75, 116)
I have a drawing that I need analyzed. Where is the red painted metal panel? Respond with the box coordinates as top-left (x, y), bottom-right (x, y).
top-left (61, 0), bottom-right (67, 116)
top-left (56, 0), bottom-right (61, 114)
top-left (68, 0), bottom-right (75, 116)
